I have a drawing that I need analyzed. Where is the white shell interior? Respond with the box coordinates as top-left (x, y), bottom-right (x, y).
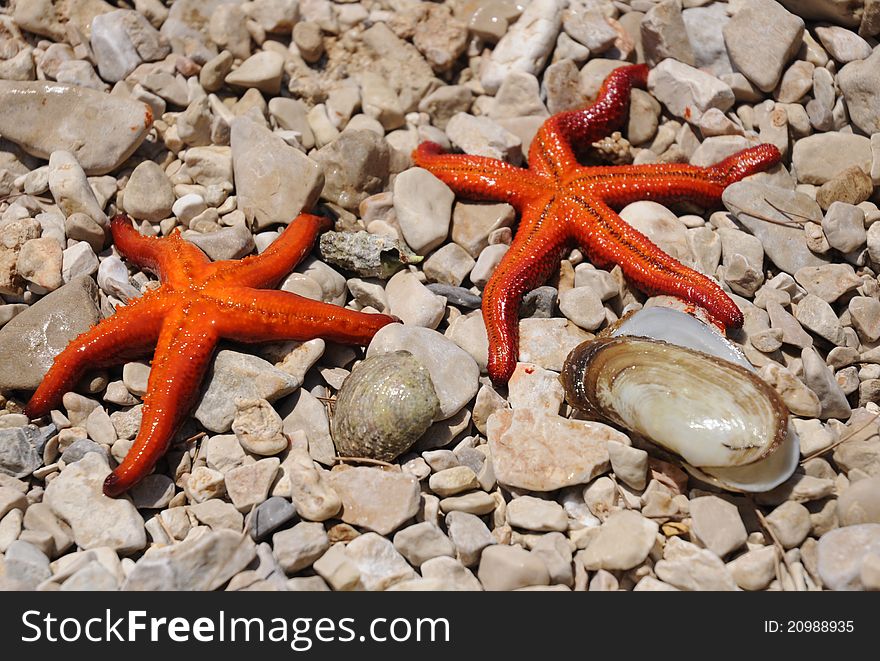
top-left (611, 306), bottom-right (799, 492)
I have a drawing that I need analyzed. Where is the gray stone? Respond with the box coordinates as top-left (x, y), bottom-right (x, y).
top-left (0, 427), bottom-right (42, 478)
top-left (837, 48), bottom-right (880, 135)
top-left (313, 130), bottom-right (390, 212)
top-left (273, 521), bottom-right (329, 573)
top-left (123, 161), bottom-right (174, 222)
top-left (722, 0), bottom-right (804, 92)
top-left (817, 524), bottom-right (880, 591)
top-left (478, 544), bottom-right (550, 591)
top-left (44, 453), bottom-right (146, 555)
top-left (0, 276), bottom-right (102, 393)
top-left (194, 350), bottom-right (300, 433)
top-left (0, 81), bottom-right (153, 175)
top-left (445, 511), bottom-right (495, 567)
top-left (580, 510), bottom-right (659, 571)
top-left (392, 522), bottom-right (455, 567)
top-left (328, 467), bottom-right (420, 535)
top-left (792, 133), bottom-right (873, 185)
top-left (124, 529), bottom-right (257, 590)
top-left (231, 117), bottom-right (324, 230)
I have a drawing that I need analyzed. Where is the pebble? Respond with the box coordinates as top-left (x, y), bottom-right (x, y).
top-left (225, 51), bottom-right (285, 95)
top-left (48, 150), bottom-right (108, 227)
top-left (277, 440), bottom-right (341, 521)
top-left (313, 542), bottom-right (361, 591)
top-left (817, 524), bottom-right (880, 591)
top-left (445, 511), bottom-right (496, 567)
top-left (837, 48), bottom-right (880, 135)
top-left (186, 467), bottom-right (227, 503)
top-left (558, 286), bottom-right (606, 331)
top-left (470, 244), bottom-right (509, 288)
top-left (815, 25), bottom-right (872, 63)
top-left (647, 58), bottom-right (734, 123)
top-left (837, 477), bottom-right (880, 526)
top-left (478, 544), bottom-right (550, 591)
top-left (850, 297), bottom-right (880, 343)
top-left (329, 467), bottom-right (420, 535)
top-left (189, 499), bottom-right (243, 532)
top-left (224, 458), bottom-right (280, 512)
top-left (393, 167), bottom-right (454, 255)
top-left (313, 130), bottom-right (390, 211)
top-left (607, 442), bottom-right (648, 491)
top-left (690, 496), bottom-right (747, 558)
top-left (423, 243), bottom-right (475, 287)
top-left (368, 324), bottom-right (479, 420)
top-left (420, 556), bottom-right (482, 591)
top-left (44, 454), bottom-right (145, 555)
top-left (428, 466), bottom-right (480, 498)
top-left (507, 363), bottom-right (564, 413)
top-left (343, 532), bottom-right (417, 591)
top-left (124, 529), bottom-right (256, 590)
top-left (129, 474), bottom-right (175, 510)
top-left (517, 318), bottom-right (593, 372)
top-left (727, 546), bottom-right (778, 591)
top-left (488, 408), bottom-right (622, 491)
top-left (61, 242), bottom-right (99, 284)
top-left (791, 133), bottom-right (873, 185)
top-left (655, 536), bottom-right (738, 591)
top-left (794, 264), bottom-right (861, 303)
top-left (17, 238), bottom-right (62, 292)
top-left (802, 346), bottom-right (852, 420)
top-left (184, 223), bottom-right (256, 261)
top-left (507, 496), bottom-right (568, 532)
top-left (451, 202), bottom-right (515, 258)
top-left (385, 270), bottom-right (447, 329)
top-left (641, 0), bottom-right (696, 67)
top-left (194, 350), bottom-right (300, 433)
top-left (273, 521), bottom-right (329, 573)
top-left (1, 540), bottom-right (51, 590)
top-left (0, 276), bottom-right (101, 392)
top-left (247, 496), bottom-right (298, 541)
top-left (480, 0), bottom-right (563, 94)
top-left (445, 113), bottom-right (522, 164)
top-left (722, 0), bottom-right (804, 93)
top-left (0, 81), bottom-right (153, 175)
top-left (821, 202), bottom-right (867, 253)
top-left (232, 398), bottom-right (288, 456)
top-left (230, 117), bottom-right (324, 230)
top-left (90, 9), bottom-right (169, 83)
top-left (766, 500), bottom-right (812, 549)
top-left (816, 167), bottom-right (874, 211)
top-left (722, 182), bottom-right (829, 274)
top-left (580, 510), bottom-right (659, 571)
top-left (392, 522), bottom-right (455, 567)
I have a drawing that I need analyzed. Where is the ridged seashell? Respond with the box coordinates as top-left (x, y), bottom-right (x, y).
top-left (331, 350), bottom-right (440, 462)
top-left (562, 306), bottom-right (799, 492)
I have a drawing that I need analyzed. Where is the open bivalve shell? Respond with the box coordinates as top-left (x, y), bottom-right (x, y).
top-left (561, 306), bottom-right (800, 492)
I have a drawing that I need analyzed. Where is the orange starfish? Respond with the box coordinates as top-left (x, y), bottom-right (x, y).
top-left (26, 214), bottom-right (395, 496)
top-left (414, 63), bottom-right (781, 384)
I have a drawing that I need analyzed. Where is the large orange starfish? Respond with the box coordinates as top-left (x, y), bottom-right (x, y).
top-left (414, 64), bottom-right (781, 384)
top-left (26, 213), bottom-right (395, 496)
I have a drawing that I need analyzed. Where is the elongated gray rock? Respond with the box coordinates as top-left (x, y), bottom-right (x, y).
top-left (0, 275), bottom-right (102, 393)
top-left (0, 81), bottom-right (153, 175)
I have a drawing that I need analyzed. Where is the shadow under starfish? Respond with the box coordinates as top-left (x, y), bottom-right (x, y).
top-left (26, 213), bottom-right (396, 496)
top-left (413, 63), bottom-right (781, 385)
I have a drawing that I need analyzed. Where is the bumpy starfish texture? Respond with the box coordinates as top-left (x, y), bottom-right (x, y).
top-left (26, 214), bottom-right (396, 496)
top-left (414, 63), bottom-right (781, 385)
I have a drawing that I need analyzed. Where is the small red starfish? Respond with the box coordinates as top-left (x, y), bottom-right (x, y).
top-left (414, 63), bottom-right (781, 384)
top-left (26, 214), bottom-right (395, 496)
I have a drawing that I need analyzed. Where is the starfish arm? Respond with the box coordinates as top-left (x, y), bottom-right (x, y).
top-left (104, 311), bottom-right (219, 496)
top-left (213, 288), bottom-right (397, 345)
top-left (25, 292), bottom-right (169, 418)
top-left (111, 214), bottom-right (209, 279)
top-left (412, 142), bottom-right (542, 208)
top-left (214, 214), bottom-right (332, 289)
top-left (483, 203), bottom-right (572, 384)
top-left (569, 198), bottom-right (744, 328)
top-left (590, 144), bottom-right (782, 208)
top-left (528, 64), bottom-right (648, 177)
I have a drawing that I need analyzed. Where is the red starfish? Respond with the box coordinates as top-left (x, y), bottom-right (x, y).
top-left (414, 63), bottom-right (781, 384)
top-left (26, 214), bottom-right (395, 496)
